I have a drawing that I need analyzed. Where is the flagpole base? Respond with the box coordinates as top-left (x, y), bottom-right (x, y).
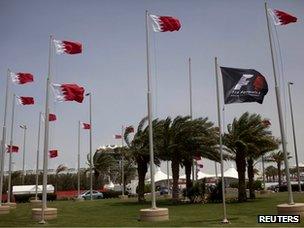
top-left (0, 205), bottom-right (10, 214)
top-left (221, 218), bottom-right (230, 224)
top-left (277, 203), bottom-right (304, 217)
top-left (119, 195), bottom-right (128, 200)
top-left (32, 208), bottom-right (57, 221)
top-left (3, 202), bottom-right (17, 209)
top-left (30, 199), bottom-right (42, 208)
top-left (139, 208), bottom-right (169, 222)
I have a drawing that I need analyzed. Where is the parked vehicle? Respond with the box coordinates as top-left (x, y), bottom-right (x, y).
top-left (80, 190), bottom-right (103, 200)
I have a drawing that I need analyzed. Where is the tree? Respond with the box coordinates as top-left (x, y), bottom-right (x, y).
top-left (55, 164), bottom-right (68, 192)
top-left (124, 117), bottom-right (162, 203)
top-left (223, 112), bottom-right (276, 202)
top-left (157, 116), bottom-right (220, 202)
top-left (246, 136), bottom-right (279, 198)
top-left (265, 165), bottom-right (277, 182)
top-left (88, 148), bottom-right (117, 189)
top-left (265, 150), bottom-right (291, 188)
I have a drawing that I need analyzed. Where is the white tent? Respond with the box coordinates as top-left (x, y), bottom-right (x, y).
top-left (146, 167), bottom-right (171, 182)
top-left (198, 171), bottom-right (214, 179)
top-left (104, 181), bottom-right (115, 190)
top-left (217, 167), bottom-right (239, 179)
top-left (12, 185), bottom-right (54, 195)
top-left (179, 171), bottom-right (214, 180)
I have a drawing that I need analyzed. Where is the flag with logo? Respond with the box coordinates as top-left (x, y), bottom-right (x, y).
top-left (220, 67), bottom-right (268, 104)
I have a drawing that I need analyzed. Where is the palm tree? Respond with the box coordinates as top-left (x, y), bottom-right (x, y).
top-left (124, 117), bottom-right (162, 203)
top-left (265, 150), bottom-right (291, 188)
top-left (55, 164), bottom-right (68, 191)
top-left (246, 136), bottom-right (279, 199)
top-left (265, 165), bottom-right (278, 182)
top-left (88, 149), bottom-right (117, 189)
top-left (223, 112), bottom-right (276, 202)
top-left (157, 116), bottom-right (220, 202)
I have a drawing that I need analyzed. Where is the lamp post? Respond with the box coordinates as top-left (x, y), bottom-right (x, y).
top-left (20, 124), bottom-right (27, 184)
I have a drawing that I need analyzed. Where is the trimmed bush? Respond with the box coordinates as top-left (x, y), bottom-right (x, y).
top-left (14, 193), bottom-right (57, 203)
top-left (102, 190), bottom-right (121, 199)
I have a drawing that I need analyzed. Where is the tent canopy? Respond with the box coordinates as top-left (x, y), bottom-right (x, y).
top-left (12, 185), bottom-right (54, 195)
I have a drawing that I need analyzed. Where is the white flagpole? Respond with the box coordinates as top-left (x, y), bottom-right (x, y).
top-left (287, 82), bottom-right (301, 192)
top-left (35, 112), bottom-right (42, 200)
top-left (264, 2), bottom-right (294, 205)
top-left (85, 92), bottom-right (93, 201)
top-left (262, 155), bottom-right (266, 190)
top-left (214, 162), bottom-right (218, 179)
top-left (21, 124), bottom-right (27, 185)
top-left (0, 69), bottom-right (10, 207)
top-left (188, 58), bottom-right (196, 182)
top-left (215, 57), bottom-right (229, 223)
top-left (77, 121), bottom-right (81, 198)
top-left (7, 94), bottom-right (16, 203)
top-left (40, 35), bottom-right (53, 224)
top-left (121, 125), bottom-right (125, 196)
top-left (145, 10), bottom-right (156, 209)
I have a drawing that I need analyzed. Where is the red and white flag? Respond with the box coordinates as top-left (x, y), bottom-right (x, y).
top-left (125, 126), bottom-right (134, 133)
top-left (16, 96), bottom-right (35, 105)
top-left (49, 113), bottom-right (57, 121)
top-left (268, 9), bottom-right (297, 25)
top-left (114, 134), bottom-right (122, 139)
top-left (49, 150), bottom-right (58, 158)
top-left (262, 119), bottom-right (271, 126)
top-left (149, 14), bottom-right (181, 32)
top-left (53, 39), bottom-right (82, 55)
top-left (6, 145), bottom-right (19, 153)
top-left (51, 83), bottom-right (85, 103)
top-left (10, 72), bottom-right (34, 84)
top-left (82, 122), bottom-right (91, 129)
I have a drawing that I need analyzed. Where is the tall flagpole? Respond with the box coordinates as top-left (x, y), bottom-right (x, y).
top-left (40, 35), bottom-right (53, 224)
top-left (77, 121), bottom-right (81, 198)
top-left (262, 155), bottom-right (266, 190)
top-left (35, 112), bottom-right (42, 200)
top-left (0, 69), bottom-right (10, 207)
top-left (188, 58), bottom-right (196, 181)
top-left (264, 2), bottom-right (294, 205)
top-left (215, 57), bottom-right (229, 223)
top-left (21, 124), bottom-right (27, 185)
top-left (145, 10), bottom-right (156, 209)
top-left (85, 92), bottom-right (93, 201)
top-left (121, 125), bottom-right (125, 196)
top-left (287, 82), bottom-right (301, 192)
top-left (7, 94), bottom-right (16, 203)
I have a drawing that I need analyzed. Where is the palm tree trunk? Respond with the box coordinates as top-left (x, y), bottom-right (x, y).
top-left (94, 169), bottom-right (99, 189)
top-left (171, 156), bottom-right (180, 203)
top-left (247, 158), bottom-right (255, 199)
top-left (184, 159), bottom-right (193, 197)
top-left (277, 162), bottom-right (281, 189)
top-left (236, 151), bottom-right (247, 202)
top-left (137, 159), bottom-right (147, 203)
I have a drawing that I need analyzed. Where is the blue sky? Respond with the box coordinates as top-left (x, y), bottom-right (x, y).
top-left (0, 0), bottom-right (303, 174)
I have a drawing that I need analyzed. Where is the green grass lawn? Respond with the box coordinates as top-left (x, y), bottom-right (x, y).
top-left (0, 192), bottom-right (303, 227)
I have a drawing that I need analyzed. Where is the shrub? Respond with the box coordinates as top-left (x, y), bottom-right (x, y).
top-left (102, 190), bottom-right (121, 199)
top-left (208, 182), bottom-right (222, 203)
top-left (279, 183), bottom-right (304, 192)
top-left (136, 184), bottom-right (151, 194)
top-left (183, 181), bottom-right (206, 203)
top-left (14, 193), bottom-right (57, 203)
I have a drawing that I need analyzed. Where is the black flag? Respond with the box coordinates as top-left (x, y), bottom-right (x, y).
top-left (220, 67), bottom-right (268, 104)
